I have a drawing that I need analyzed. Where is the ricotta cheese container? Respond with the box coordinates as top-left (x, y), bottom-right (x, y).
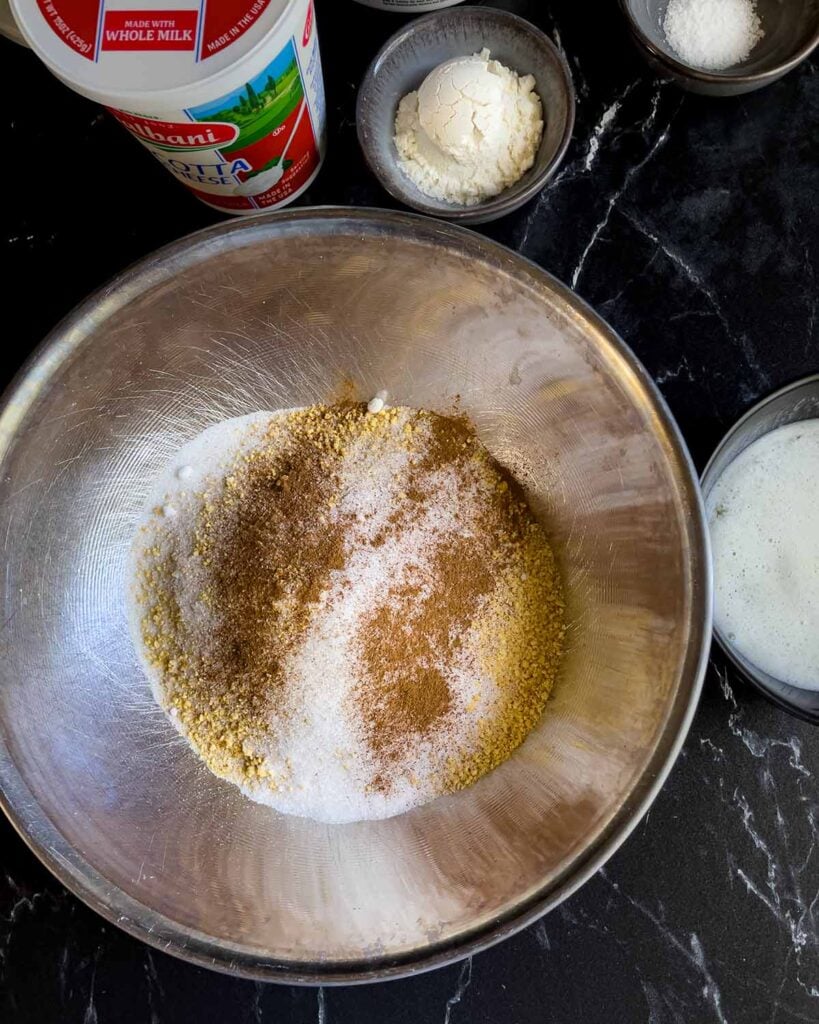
top-left (11, 0), bottom-right (326, 214)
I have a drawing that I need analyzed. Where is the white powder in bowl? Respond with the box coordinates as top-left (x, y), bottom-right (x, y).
top-left (394, 48), bottom-right (544, 206)
top-left (663, 0), bottom-right (764, 71)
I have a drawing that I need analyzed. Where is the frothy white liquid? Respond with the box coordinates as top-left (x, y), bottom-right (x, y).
top-left (707, 420), bottom-right (819, 691)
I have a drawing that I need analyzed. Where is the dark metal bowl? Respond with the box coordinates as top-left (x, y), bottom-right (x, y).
top-left (356, 6), bottom-right (575, 224)
top-left (620, 0), bottom-right (819, 96)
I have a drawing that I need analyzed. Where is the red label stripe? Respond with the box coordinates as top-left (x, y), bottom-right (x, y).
top-left (36, 0), bottom-right (102, 60)
top-left (102, 10), bottom-right (198, 51)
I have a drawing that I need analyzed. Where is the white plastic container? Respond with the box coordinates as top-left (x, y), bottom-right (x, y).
top-left (11, 0), bottom-right (326, 215)
top-left (352, 1), bottom-right (463, 8)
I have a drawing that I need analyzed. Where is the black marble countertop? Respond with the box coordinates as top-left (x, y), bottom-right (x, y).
top-left (2, 2), bottom-right (818, 1021)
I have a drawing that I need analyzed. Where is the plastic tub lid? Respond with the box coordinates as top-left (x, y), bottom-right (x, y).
top-left (11, 0), bottom-right (297, 105)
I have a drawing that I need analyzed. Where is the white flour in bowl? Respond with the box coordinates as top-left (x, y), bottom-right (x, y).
top-left (394, 49), bottom-right (543, 206)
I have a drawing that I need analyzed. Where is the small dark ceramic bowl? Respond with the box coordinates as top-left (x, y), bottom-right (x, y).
top-left (620, 0), bottom-right (819, 96)
top-left (356, 6), bottom-right (575, 225)
top-left (701, 375), bottom-right (819, 723)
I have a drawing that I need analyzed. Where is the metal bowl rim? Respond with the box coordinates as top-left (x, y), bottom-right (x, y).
top-left (0, 205), bottom-right (712, 984)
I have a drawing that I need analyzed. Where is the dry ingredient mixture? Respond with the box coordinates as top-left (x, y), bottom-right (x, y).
top-left (663, 0), bottom-right (764, 71)
top-left (394, 49), bottom-right (544, 206)
top-left (130, 403), bottom-right (564, 823)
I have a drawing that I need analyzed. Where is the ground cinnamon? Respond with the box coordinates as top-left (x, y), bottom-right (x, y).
top-left (352, 412), bottom-right (563, 794)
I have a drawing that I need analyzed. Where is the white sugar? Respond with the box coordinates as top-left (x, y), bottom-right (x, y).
top-left (663, 0), bottom-right (763, 71)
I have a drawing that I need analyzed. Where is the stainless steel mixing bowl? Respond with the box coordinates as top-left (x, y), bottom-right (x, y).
top-left (0, 208), bottom-right (711, 982)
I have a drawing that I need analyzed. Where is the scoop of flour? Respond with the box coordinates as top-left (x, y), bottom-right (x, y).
top-left (394, 48), bottom-right (543, 207)
top-left (417, 52), bottom-right (508, 164)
